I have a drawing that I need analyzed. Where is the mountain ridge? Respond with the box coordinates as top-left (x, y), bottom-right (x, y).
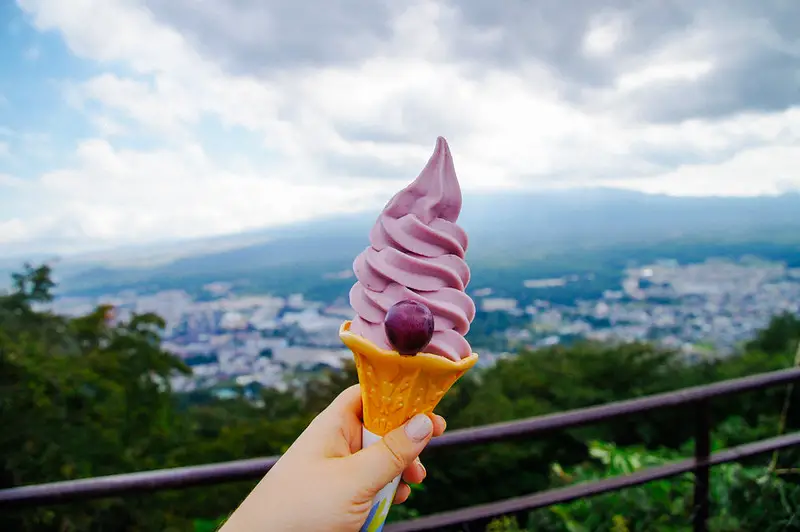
top-left (50, 189), bottom-right (800, 294)
top-left (4, 188), bottom-right (800, 293)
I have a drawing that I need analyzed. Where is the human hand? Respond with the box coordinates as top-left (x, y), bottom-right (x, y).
top-left (220, 384), bottom-right (446, 532)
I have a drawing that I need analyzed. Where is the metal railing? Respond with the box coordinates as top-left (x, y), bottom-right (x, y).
top-left (3, 367), bottom-right (800, 532)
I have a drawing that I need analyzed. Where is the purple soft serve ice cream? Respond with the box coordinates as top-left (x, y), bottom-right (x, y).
top-left (348, 137), bottom-right (476, 361)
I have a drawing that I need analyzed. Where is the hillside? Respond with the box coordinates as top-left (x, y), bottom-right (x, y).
top-left (13, 188), bottom-right (800, 296)
top-left (3, 266), bottom-right (800, 530)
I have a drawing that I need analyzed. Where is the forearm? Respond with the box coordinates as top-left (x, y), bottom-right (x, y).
top-left (220, 477), bottom-right (287, 531)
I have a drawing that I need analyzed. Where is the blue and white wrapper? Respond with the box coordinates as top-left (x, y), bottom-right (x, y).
top-left (359, 427), bottom-right (401, 532)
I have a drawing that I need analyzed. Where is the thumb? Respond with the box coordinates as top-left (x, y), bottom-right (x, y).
top-left (349, 414), bottom-right (434, 494)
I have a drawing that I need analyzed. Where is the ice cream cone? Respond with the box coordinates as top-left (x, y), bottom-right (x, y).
top-left (339, 320), bottom-right (478, 436)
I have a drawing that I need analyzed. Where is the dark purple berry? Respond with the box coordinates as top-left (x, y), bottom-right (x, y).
top-left (384, 300), bottom-right (434, 356)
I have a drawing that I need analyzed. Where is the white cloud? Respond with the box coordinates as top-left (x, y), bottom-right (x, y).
top-left (616, 60), bottom-right (714, 93)
top-left (45, 139), bottom-right (392, 239)
top-left (76, 74), bottom-right (201, 136)
top-left (7, 0), bottom-right (800, 255)
top-left (583, 12), bottom-right (627, 57)
top-left (607, 144), bottom-right (800, 196)
top-left (89, 114), bottom-right (127, 137)
top-left (0, 219), bottom-right (31, 244)
top-left (19, 0), bottom-right (207, 77)
top-left (0, 173), bottom-right (25, 187)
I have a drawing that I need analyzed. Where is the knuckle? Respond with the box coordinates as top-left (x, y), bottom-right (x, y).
top-left (380, 437), bottom-right (407, 472)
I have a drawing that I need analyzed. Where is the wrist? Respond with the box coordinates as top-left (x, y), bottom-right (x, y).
top-left (220, 476), bottom-right (291, 531)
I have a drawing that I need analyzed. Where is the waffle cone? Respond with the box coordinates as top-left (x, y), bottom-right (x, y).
top-left (339, 321), bottom-right (478, 436)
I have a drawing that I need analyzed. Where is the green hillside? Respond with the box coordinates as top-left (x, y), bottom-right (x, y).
top-left (2, 265), bottom-right (800, 531)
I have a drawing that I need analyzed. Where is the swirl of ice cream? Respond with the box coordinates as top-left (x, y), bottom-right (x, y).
top-left (348, 137), bottom-right (476, 361)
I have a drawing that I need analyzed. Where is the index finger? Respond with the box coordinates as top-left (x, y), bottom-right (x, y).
top-left (431, 414), bottom-right (446, 437)
top-left (322, 384), bottom-right (363, 420)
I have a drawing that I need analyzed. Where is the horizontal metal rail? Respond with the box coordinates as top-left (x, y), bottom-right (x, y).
top-left (3, 365), bottom-right (800, 528)
top-left (0, 457), bottom-right (281, 509)
top-left (384, 431), bottom-right (800, 531)
top-left (425, 365), bottom-right (800, 448)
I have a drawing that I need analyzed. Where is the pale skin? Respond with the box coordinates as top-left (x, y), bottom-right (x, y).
top-left (220, 384), bottom-right (447, 532)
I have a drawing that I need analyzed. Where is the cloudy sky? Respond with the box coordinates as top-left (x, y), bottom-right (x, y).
top-left (1, 0), bottom-right (799, 257)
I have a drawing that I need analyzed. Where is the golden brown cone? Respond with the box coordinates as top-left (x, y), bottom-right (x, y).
top-left (339, 321), bottom-right (479, 436)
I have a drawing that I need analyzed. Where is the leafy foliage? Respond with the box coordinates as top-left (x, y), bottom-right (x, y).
top-left (509, 432), bottom-right (800, 531)
top-left (2, 265), bottom-right (800, 531)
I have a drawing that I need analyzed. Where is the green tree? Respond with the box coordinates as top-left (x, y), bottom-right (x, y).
top-left (4, 265), bottom-right (800, 531)
top-left (1, 267), bottom-right (193, 530)
top-left (524, 432), bottom-right (800, 531)
top-left (746, 312), bottom-right (800, 355)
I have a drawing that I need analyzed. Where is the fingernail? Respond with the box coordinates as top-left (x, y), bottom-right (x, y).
top-left (405, 414), bottom-right (433, 442)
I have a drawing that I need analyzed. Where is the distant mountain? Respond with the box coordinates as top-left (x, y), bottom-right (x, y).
top-left (15, 188), bottom-right (800, 295)
top-left (463, 188), bottom-right (800, 258)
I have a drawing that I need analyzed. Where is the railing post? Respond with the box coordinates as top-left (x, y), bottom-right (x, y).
top-left (693, 399), bottom-right (711, 532)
